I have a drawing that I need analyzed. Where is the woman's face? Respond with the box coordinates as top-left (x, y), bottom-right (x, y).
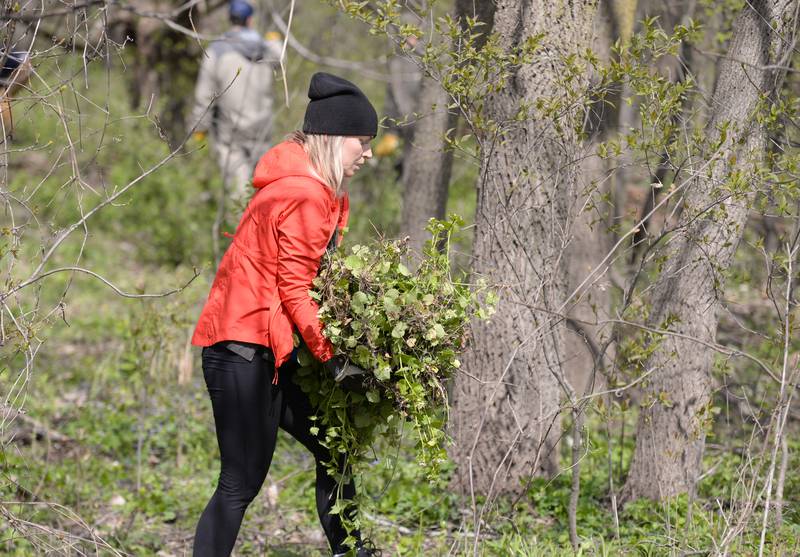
top-left (341, 136), bottom-right (373, 178)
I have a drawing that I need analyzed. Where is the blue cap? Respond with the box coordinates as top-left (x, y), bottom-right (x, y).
top-left (229, 1), bottom-right (254, 20)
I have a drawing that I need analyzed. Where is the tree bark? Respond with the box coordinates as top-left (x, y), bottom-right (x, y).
top-left (400, 75), bottom-right (457, 258)
top-left (621, 0), bottom-right (798, 502)
top-left (400, 1), bottom-right (483, 259)
top-left (452, 0), bottom-right (598, 497)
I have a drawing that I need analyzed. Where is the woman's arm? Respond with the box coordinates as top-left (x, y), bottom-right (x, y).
top-left (276, 194), bottom-right (336, 362)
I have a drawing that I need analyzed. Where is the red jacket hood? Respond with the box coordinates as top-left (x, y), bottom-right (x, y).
top-left (252, 140), bottom-right (326, 190)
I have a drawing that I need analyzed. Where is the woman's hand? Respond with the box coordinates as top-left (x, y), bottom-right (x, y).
top-left (323, 356), bottom-right (367, 392)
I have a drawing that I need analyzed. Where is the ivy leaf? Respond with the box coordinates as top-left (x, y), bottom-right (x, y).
top-left (374, 364), bottom-right (391, 381)
top-left (425, 323), bottom-right (445, 341)
top-left (293, 215), bottom-right (497, 484)
top-left (297, 346), bottom-right (315, 366)
top-left (391, 322), bottom-right (407, 339)
top-left (344, 255), bottom-right (365, 272)
top-left (384, 296), bottom-right (399, 314)
top-left (351, 291), bottom-right (369, 314)
top-left (354, 344), bottom-right (371, 365)
top-left (353, 408), bottom-right (371, 428)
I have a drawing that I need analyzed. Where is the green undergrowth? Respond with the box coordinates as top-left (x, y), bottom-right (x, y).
top-left (5, 326), bottom-right (798, 557)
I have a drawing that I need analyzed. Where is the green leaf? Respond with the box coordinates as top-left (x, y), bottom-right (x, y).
top-left (391, 322), bottom-right (407, 338)
top-left (350, 291), bottom-right (369, 314)
top-left (374, 364), bottom-right (391, 381)
top-left (425, 323), bottom-right (445, 341)
top-left (328, 501), bottom-right (343, 516)
top-left (354, 345), bottom-right (371, 365)
top-left (297, 346), bottom-right (315, 367)
top-left (384, 296), bottom-right (399, 314)
top-left (291, 215), bottom-right (487, 483)
top-left (353, 408), bottom-right (371, 428)
top-left (325, 325), bottom-right (341, 338)
top-left (344, 255), bottom-right (365, 272)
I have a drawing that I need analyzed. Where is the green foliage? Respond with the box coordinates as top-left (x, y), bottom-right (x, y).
top-left (8, 53), bottom-right (219, 268)
top-left (594, 17), bottom-right (701, 169)
top-left (293, 216), bottom-right (494, 536)
top-left (299, 216), bottom-right (494, 473)
top-left (102, 128), bottom-right (218, 266)
top-left (699, 0), bottom-right (746, 47)
top-left (328, 0), bottom-right (548, 140)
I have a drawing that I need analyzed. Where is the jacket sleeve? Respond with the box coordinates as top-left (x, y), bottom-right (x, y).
top-left (264, 38), bottom-right (283, 67)
top-left (276, 193), bottom-right (335, 362)
top-left (189, 52), bottom-right (218, 133)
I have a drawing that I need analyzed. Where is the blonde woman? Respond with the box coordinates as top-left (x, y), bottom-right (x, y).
top-left (191, 73), bottom-right (377, 557)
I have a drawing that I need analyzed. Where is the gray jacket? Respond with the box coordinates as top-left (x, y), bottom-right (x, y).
top-left (190, 28), bottom-right (282, 145)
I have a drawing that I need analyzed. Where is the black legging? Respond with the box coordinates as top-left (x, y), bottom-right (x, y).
top-left (193, 343), bottom-right (358, 556)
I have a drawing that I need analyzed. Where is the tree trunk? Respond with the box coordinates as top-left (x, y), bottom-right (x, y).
top-left (621, 0), bottom-right (798, 502)
top-left (452, 0), bottom-right (598, 498)
top-left (400, 1), bottom-right (487, 259)
top-left (400, 75), bottom-right (457, 258)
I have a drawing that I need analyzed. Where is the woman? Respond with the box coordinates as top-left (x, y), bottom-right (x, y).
top-left (191, 72), bottom-right (377, 557)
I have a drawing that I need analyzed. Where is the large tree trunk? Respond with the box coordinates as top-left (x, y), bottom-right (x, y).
top-left (621, 0), bottom-right (798, 502)
top-left (451, 0), bottom-right (598, 497)
top-left (400, 75), bottom-right (457, 257)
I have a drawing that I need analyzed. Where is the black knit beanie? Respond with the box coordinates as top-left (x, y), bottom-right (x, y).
top-left (302, 72), bottom-right (378, 137)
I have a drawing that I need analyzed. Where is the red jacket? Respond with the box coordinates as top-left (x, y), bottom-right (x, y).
top-left (192, 141), bottom-right (348, 374)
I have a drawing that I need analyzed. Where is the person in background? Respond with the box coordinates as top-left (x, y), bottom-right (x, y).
top-left (191, 72), bottom-right (379, 557)
top-left (0, 50), bottom-right (32, 143)
top-left (189, 0), bottom-right (282, 205)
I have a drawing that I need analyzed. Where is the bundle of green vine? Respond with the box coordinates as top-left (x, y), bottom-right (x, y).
top-left (293, 217), bottom-right (495, 488)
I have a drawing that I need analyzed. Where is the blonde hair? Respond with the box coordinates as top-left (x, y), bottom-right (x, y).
top-left (287, 131), bottom-right (346, 194)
